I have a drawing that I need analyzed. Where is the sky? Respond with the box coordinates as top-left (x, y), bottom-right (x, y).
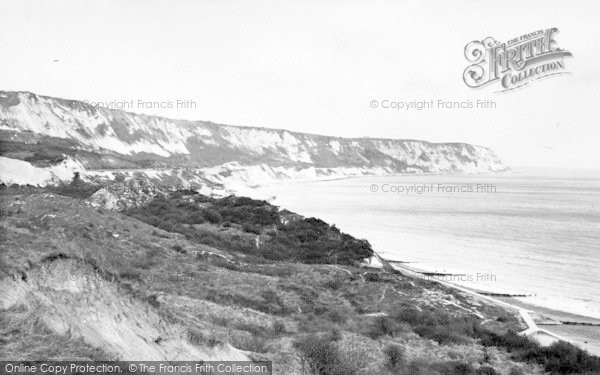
top-left (1, 0), bottom-right (599, 168)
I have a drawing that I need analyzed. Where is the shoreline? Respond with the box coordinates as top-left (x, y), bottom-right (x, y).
top-left (244, 173), bottom-right (600, 356)
top-left (231, 167), bottom-right (513, 195)
top-left (384, 259), bottom-right (600, 320)
top-left (387, 260), bottom-right (600, 356)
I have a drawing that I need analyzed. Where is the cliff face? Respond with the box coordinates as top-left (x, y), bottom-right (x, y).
top-left (0, 91), bottom-right (506, 187)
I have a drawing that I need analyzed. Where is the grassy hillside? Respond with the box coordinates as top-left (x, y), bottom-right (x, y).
top-left (124, 192), bottom-right (373, 265)
top-left (1, 186), bottom-right (599, 374)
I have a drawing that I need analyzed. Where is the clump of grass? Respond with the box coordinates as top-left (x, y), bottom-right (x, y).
top-left (294, 333), bottom-right (359, 375)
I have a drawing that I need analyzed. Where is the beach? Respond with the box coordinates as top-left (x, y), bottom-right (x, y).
top-left (389, 260), bottom-right (600, 356)
top-left (497, 296), bottom-right (600, 356)
top-left (243, 167), bottom-right (600, 355)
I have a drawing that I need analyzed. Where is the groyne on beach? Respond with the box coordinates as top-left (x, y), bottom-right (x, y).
top-left (382, 258), bottom-right (600, 356)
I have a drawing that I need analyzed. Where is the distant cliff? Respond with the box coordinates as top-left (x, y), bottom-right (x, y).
top-left (0, 91), bottom-right (507, 188)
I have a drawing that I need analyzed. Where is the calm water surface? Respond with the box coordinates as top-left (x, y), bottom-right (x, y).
top-left (246, 168), bottom-right (600, 318)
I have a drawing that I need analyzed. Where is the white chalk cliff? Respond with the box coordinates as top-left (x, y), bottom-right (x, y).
top-left (0, 91), bottom-right (507, 189)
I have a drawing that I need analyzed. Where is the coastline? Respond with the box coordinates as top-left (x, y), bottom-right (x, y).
top-left (387, 260), bottom-right (600, 356)
top-left (381, 257), bottom-right (600, 320)
top-left (242, 171), bottom-right (600, 356)
top-left (230, 168), bottom-right (513, 197)
top-left (496, 296), bottom-right (600, 357)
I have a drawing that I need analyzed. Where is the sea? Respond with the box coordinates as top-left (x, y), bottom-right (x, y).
top-left (243, 167), bottom-right (600, 319)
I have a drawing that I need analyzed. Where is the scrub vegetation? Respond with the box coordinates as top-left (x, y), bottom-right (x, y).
top-left (1, 186), bottom-right (598, 374)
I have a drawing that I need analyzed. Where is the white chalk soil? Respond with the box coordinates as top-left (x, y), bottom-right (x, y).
top-left (0, 259), bottom-right (249, 360)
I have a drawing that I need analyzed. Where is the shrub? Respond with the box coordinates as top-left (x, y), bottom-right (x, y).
top-left (157, 220), bottom-right (174, 232)
top-left (114, 174), bottom-right (126, 183)
top-left (260, 290), bottom-right (282, 314)
top-left (324, 277), bottom-right (344, 290)
top-left (50, 176), bottom-right (101, 199)
top-left (242, 223), bottom-right (262, 235)
top-left (383, 344), bottom-right (405, 370)
top-left (392, 307), bottom-right (482, 345)
top-left (202, 209), bottom-right (222, 224)
top-left (188, 329), bottom-right (220, 348)
top-left (413, 325), bottom-right (469, 345)
top-left (272, 321), bottom-right (286, 335)
top-left (364, 272), bottom-right (382, 282)
top-left (479, 331), bottom-right (600, 373)
top-left (326, 308), bottom-right (349, 324)
top-left (542, 341), bottom-right (600, 373)
top-left (171, 244), bottom-right (185, 254)
top-left (118, 268), bottom-right (141, 281)
top-left (237, 334), bottom-right (269, 353)
top-left (368, 316), bottom-right (402, 339)
top-left (187, 211), bottom-right (205, 224)
top-left (294, 334), bottom-right (357, 375)
top-left (125, 193), bottom-right (374, 265)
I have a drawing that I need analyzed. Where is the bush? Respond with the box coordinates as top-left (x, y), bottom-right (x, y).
top-left (242, 223), bottom-right (262, 235)
top-left (479, 331), bottom-right (600, 373)
top-left (187, 211), bottom-right (205, 224)
top-left (157, 221), bottom-right (174, 232)
top-left (272, 321), bottom-right (286, 335)
top-left (114, 173), bottom-right (126, 183)
top-left (413, 325), bottom-right (469, 345)
top-left (236, 334), bottom-right (268, 353)
top-left (324, 277), bottom-right (344, 290)
top-left (364, 272), bottom-right (382, 282)
top-left (125, 193), bottom-right (374, 265)
top-left (326, 308), bottom-right (349, 324)
top-left (50, 174), bottom-right (101, 199)
top-left (187, 329), bottom-right (221, 348)
top-left (383, 344), bottom-right (405, 370)
top-left (171, 244), bottom-right (185, 254)
top-left (368, 316), bottom-right (402, 339)
top-left (203, 209), bottom-right (222, 224)
top-left (391, 307), bottom-right (482, 345)
top-left (294, 334), bottom-right (357, 375)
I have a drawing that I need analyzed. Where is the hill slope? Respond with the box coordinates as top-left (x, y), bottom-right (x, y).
top-left (1, 188), bottom-right (549, 374)
top-left (3, 188), bottom-right (599, 373)
top-left (0, 91), bottom-right (506, 189)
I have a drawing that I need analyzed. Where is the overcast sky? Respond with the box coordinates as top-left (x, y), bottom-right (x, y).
top-left (1, 0), bottom-right (599, 168)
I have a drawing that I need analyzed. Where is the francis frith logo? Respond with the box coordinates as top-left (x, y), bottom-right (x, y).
top-left (463, 28), bottom-right (572, 92)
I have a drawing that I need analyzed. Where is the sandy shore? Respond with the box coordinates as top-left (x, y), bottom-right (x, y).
top-left (495, 296), bottom-right (600, 356)
top-left (387, 261), bottom-right (600, 357)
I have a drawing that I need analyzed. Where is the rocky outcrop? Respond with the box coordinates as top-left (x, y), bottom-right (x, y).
top-left (87, 179), bottom-right (168, 210)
